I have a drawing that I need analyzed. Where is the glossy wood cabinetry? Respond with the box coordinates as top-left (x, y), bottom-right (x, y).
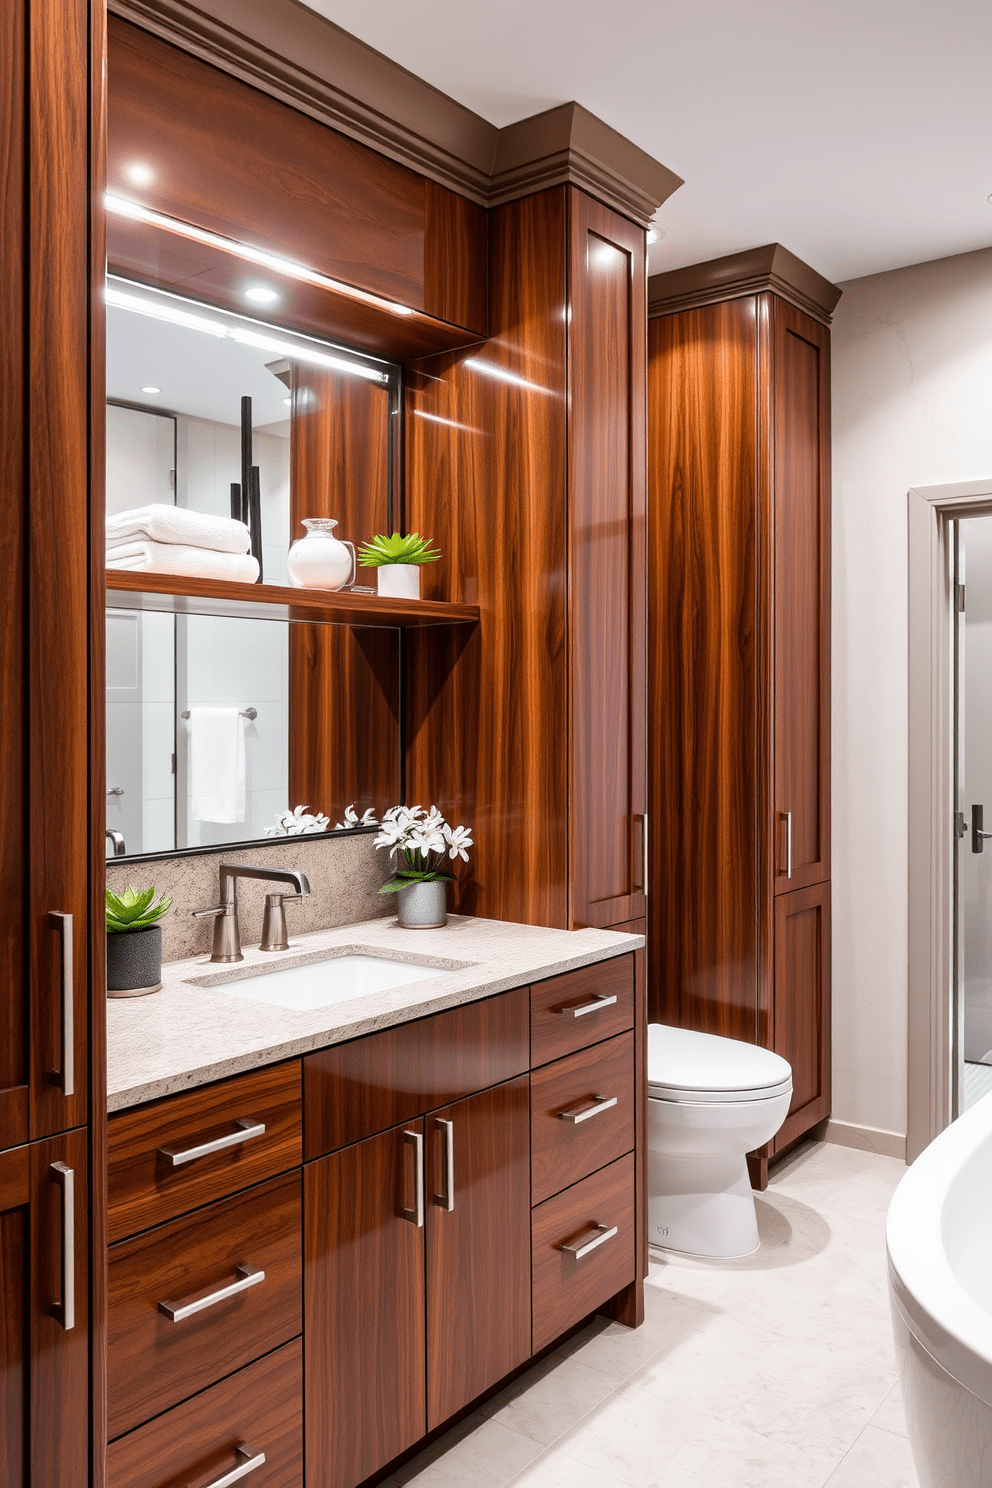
top-left (648, 264), bottom-right (834, 1163)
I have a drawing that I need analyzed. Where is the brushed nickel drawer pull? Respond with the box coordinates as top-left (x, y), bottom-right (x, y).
top-left (560, 993), bottom-right (617, 1020)
top-left (50, 1162), bottom-right (75, 1331)
top-left (48, 912), bottom-right (74, 1097)
top-left (434, 1117), bottom-right (455, 1212)
top-left (402, 1129), bottom-right (424, 1227)
top-left (780, 811), bottom-right (793, 879)
top-left (158, 1117), bottom-right (265, 1167)
top-left (203, 1444), bottom-right (266, 1488)
top-left (158, 1264), bottom-right (265, 1322)
top-left (559, 1223), bottom-right (619, 1260)
top-left (558, 1095), bottom-right (618, 1125)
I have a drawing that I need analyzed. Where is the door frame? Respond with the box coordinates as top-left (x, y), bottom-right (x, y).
top-left (908, 478), bottom-right (992, 1161)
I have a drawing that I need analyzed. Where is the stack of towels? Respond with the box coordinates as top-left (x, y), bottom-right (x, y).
top-left (107, 504), bottom-right (259, 583)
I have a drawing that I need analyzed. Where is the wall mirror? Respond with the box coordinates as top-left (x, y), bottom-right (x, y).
top-left (105, 276), bottom-right (403, 860)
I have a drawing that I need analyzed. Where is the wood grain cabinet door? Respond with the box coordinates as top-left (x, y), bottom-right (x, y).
top-left (425, 1076), bottom-right (531, 1429)
top-left (770, 297), bottom-right (831, 896)
top-left (305, 1122), bottom-right (427, 1488)
top-left (772, 881), bottom-right (831, 1152)
top-left (0, 1133), bottom-right (89, 1488)
top-left (568, 189), bottom-right (647, 931)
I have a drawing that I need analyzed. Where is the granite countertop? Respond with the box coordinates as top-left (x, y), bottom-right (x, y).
top-left (106, 914), bottom-right (644, 1112)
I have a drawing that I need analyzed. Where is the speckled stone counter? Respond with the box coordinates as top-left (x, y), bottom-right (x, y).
top-left (107, 915), bottom-right (644, 1111)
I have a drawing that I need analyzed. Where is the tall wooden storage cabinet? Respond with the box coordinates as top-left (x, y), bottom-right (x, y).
top-left (647, 247), bottom-right (838, 1171)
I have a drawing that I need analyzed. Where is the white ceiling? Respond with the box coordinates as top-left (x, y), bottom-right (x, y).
top-left (301, 0), bottom-right (992, 284)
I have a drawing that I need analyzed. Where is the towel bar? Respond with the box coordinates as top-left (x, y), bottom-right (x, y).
top-left (181, 707), bottom-right (257, 721)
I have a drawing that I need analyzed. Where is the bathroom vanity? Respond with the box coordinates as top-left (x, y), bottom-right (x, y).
top-left (104, 921), bottom-right (643, 1488)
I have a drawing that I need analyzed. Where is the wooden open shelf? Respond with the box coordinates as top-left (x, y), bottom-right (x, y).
top-left (106, 570), bottom-right (480, 629)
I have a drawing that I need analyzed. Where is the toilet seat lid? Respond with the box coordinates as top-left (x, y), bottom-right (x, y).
top-left (647, 1023), bottom-right (792, 1102)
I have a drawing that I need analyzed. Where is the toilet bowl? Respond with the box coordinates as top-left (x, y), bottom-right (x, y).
top-left (647, 1024), bottom-right (792, 1259)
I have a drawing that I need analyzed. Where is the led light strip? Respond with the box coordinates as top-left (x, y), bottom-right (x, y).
top-left (105, 193), bottom-right (416, 319)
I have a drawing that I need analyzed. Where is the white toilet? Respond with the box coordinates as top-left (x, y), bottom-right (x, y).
top-left (647, 1023), bottom-right (793, 1259)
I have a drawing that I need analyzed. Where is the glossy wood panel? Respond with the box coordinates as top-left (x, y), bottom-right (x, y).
top-left (405, 188), bottom-right (570, 927)
top-left (426, 1077), bottom-right (531, 1427)
top-left (0, 1145), bottom-right (29, 1484)
top-left (771, 296), bottom-right (831, 894)
top-left (107, 1172), bottom-right (301, 1438)
top-left (599, 934), bottom-right (646, 1329)
top-left (288, 364), bottom-right (400, 825)
top-left (107, 1060), bottom-right (302, 1242)
top-left (772, 881), bottom-right (831, 1153)
top-left (531, 1032), bottom-right (634, 1204)
top-left (530, 956), bottom-right (634, 1068)
top-left (30, 1128), bottom-right (90, 1488)
top-left (107, 1337), bottom-right (303, 1488)
top-left (568, 191), bottom-right (647, 930)
top-left (647, 300), bottom-right (760, 1035)
top-left (108, 17), bottom-right (426, 311)
top-left (0, 0), bottom-right (28, 1154)
top-left (27, 0), bottom-right (91, 1138)
top-left (531, 1152), bottom-right (635, 1353)
top-left (424, 179), bottom-right (488, 335)
top-left (305, 1124), bottom-right (426, 1488)
top-left (304, 988), bottom-right (530, 1160)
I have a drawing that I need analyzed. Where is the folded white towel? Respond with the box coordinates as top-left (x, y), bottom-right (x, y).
top-left (107, 540), bottom-right (260, 583)
top-left (187, 707), bottom-right (247, 824)
top-left (107, 504), bottom-right (252, 555)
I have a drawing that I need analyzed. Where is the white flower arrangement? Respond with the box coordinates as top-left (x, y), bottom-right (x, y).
top-left (373, 804), bottom-right (473, 894)
top-left (334, 804), bottom-right (380, 830)
top-left (265, 804), bottom-right (331, 837)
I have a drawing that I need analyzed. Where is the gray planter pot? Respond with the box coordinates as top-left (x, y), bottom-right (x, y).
top-left (107, 925), bottom-right (163, 997)
top-left (396, 879), bottom-right (448, 929)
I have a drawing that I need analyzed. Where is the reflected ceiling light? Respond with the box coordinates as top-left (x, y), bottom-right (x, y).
top-left (245, 286), bottom-right (279, 305)
top-left (104, 194), bottom-right (416, 317)
top-left (140, 385), bottom-right (161, 394)
top-left (413, 409), bottom-right (486, 435)
top-left (283, 396), bottom-right (292, 406)
top-left (105, 282), bottom-right (388, 384)
top-left (646, 227), bottom-right (658, 244)
top-left (462, 358), bottom-right (550, 394)
top-left (125, 163), bottom-right (154, 187)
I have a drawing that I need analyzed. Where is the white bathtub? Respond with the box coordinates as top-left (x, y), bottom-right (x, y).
top-left (887, 1094), bottom-right (992, 1486)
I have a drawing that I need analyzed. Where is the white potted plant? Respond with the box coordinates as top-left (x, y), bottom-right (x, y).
top-left (374, 804), bottom-right (472, 928)
top-left (357, 531), bottom-right (441, 601)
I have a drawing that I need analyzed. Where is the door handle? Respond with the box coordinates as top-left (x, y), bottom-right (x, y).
top-left (402, 1129), bottom-right (424, 1227)
top-left (48, 912), bottom-right (74, 1097)
top-left (779, 812), bottom-right (793, 879)
top-left (434, 1118), bottom-right (454, 1211)
top-left (50, 1162), bottom-right (75, 1331)
top-left (636, 813), bottom-right (648, 897)
top-left (973, 804), bottom-right (992, 854)
top-left (158, 1264), bottom-right (265, 1322)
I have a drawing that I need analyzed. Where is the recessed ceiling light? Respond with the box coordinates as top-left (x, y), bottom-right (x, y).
top-left (646, 227), bottom-right (659, 244)
top-left (125, 163), bottom-right (154, 187)
top-left (283, 397), bottom-right (292, 406)
top-left (244, 286), bottom-right (280, 305)
top-left (140, 385), bottom-right (161, 394)
top-left (648, 225), bottom-right (671, 244)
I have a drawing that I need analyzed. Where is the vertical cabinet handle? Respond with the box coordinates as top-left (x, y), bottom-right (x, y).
top-left (204, 1444), bottom-right (266, 1488)
top-left (779, 812), bottom-right (793, 879)
top-left (402, 1130), bottom-right (424, 1227)
top-left (434, 1118), bottom-right (454, 1212)
top-left (50, 1162), bottom-right (75, 1331)
top-left (636, 813), bottom-right (648, 897)
top-left (48, 912), bottom-right (74, 1097)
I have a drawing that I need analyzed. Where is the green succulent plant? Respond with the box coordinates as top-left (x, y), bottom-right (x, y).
top-left (106, 886), bottom-right (173, 935)
top-left (357, 532), bottom-right (441, 567)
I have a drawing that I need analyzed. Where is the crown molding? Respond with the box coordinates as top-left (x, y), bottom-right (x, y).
top-left (108, 0), bottom-right (682, 226)
top-left (648, 243), bottom-right (841, 325)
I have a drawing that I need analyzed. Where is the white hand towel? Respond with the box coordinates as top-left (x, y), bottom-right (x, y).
top-left (187, 707), bottom-right (247, 824)
top-left (106, 540), bottom-right (260, 583)
top-left (106, 504), bottom-right (252, 554)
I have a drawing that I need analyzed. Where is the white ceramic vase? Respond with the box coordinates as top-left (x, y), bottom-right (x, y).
top-left (286, 518), bottom-right (356, 591)
top-left (377, 564), bottom-right (421, 601)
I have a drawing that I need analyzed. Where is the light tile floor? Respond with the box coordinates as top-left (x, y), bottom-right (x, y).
top-left (383, 1140), bottom-right (918, 1488)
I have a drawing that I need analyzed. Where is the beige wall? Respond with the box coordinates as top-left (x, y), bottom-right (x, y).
top-left (832, 244), bottom-right (992, 1139)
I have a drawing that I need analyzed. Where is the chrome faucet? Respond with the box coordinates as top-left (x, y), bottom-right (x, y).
top-left (193, 863), bottom-right (311, 963)
top-left (105, 828), bottom-right (126, 857)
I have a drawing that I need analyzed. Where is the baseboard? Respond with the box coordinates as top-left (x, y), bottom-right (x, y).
top-left (824, 1119), bottom-right (907, 1161)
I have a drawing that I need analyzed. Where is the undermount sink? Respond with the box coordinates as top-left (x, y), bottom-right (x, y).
top-left (185, 951), bottom-right (450, 1011)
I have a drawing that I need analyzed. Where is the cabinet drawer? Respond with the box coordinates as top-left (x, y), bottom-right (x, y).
top-left (531, 1032), bottom-right (634, 1204)
top-left (108, 1060), bottom-right (302, 1242)
top-left (305, 987), bottom-right (529, 1159)
top-left (531, 1153), bottom-right (635, 1353)
top-left (107, 1337), bottom-right (302, 1488)
top-left (108, 1172), bottom-right (302, 1439)
top-left (530, 957), bottom-right (634, 1068)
